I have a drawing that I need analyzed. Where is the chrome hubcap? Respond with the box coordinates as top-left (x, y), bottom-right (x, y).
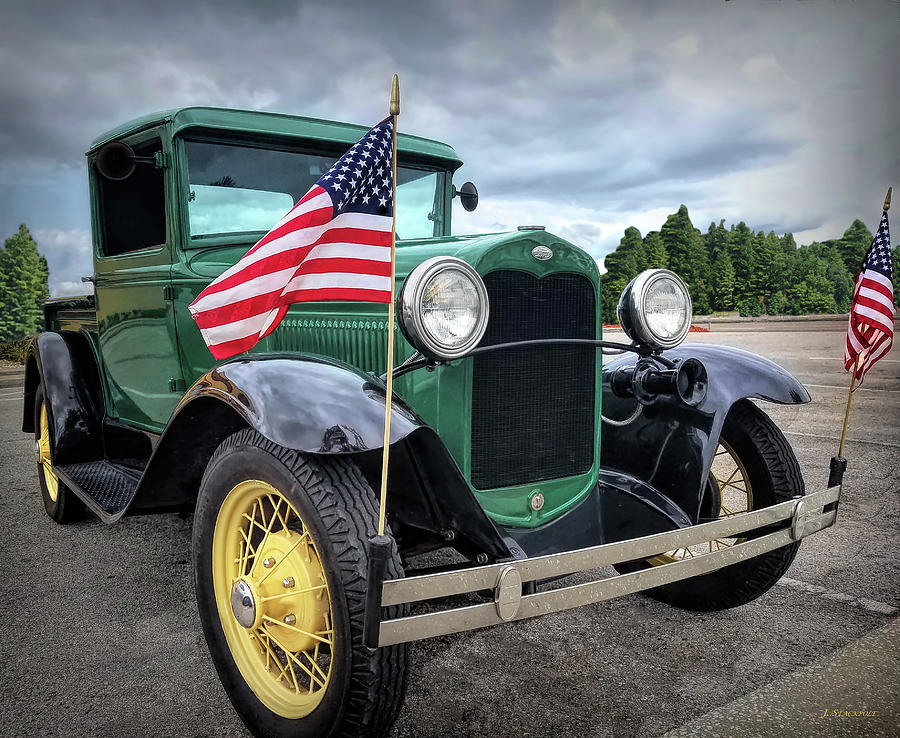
top-left (230, 579), bottom-right (257, 628)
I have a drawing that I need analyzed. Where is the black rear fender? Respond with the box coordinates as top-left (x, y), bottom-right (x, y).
top-left (23, 332), bottom-right (104, 464)
top-left (601, 344), bottom-right (810, 526)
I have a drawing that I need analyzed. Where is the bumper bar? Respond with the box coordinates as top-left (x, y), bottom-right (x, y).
top-left (371, 484), bottom-right (840, 647)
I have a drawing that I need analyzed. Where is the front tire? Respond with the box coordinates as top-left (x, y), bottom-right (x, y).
top-left (636, 400), bottom-right (805, 611)
top-left (34, 385), bottom-right (84, 523)
top-left (193, 429), bottom-right (407, 738)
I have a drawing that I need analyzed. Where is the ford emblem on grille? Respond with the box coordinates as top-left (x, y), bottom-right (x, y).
top-left (531, 245), bottom-right (553, 261)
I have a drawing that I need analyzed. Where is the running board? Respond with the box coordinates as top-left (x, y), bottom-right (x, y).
top-left (55, 460), bottom-right (141, 520)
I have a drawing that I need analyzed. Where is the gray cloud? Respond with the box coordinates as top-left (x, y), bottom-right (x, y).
top-left (1, 0), bottom-right (897, 294)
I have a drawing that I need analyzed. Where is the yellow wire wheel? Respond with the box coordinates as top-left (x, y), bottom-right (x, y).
top-left (195, 429), bottom-right (409, 736)
top-left (38, 401), bottom-right (59, 503)
top-left (212, 479), bottom-right (334, 719)
top-left (630, 400), bottom-right (804, 612)
top-left (648, 439), bottom-right (753, 565)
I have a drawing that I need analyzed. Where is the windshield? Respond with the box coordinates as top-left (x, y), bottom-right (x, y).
top-left (184, 139), bottom-right (445, 242)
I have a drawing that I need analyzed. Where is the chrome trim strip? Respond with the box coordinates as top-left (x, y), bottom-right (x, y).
top-left (382, 486), bottom-right (839, 607)
top-left (379, 509), bottom-right (836, 646)
top-left (377, 485), bottom-right (840, 647)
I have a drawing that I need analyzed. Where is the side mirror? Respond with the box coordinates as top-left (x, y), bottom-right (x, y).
top-left (95, 141), bottom-right (157, 181)
top-left (453, 181), bottom-right (479, 212)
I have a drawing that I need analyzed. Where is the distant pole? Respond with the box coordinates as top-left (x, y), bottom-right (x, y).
top-left (377, 74), bottom-right (400, 538)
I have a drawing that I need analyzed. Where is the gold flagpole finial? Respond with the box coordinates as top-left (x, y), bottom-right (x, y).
top-left (390, 74), bottom-right (400, 116)
top-left (884, 186), bottom-right (892, 212)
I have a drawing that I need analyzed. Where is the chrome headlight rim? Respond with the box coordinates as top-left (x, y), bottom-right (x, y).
top-left (617, 268), bottom-right (692, 350)
top-left (398, 256), bottom-right (490, 360)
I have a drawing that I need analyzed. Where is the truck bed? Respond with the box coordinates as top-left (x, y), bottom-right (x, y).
top-left (44, 295), bottom-right (97, 332)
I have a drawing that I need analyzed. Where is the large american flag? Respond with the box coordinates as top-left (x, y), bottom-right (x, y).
top-left (189, 117), bottom-right (395, 359)
top-left (844, 209), bottom-right (894, 385)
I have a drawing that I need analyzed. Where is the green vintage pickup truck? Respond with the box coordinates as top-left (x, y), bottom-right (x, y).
top-left (24, 107), bottom-right (841, 738)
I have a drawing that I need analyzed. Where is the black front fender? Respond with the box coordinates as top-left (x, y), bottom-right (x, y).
top-left (178, 355), bottom-right (425, 453)
top-left (601, 344), bottom-right (810, 525)
top-left (130, 355), bottom-right (511, 560)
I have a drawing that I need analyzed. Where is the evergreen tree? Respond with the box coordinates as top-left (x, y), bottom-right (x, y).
top-left (660, 205), bottom-right (710, 313)
top-left (837, 219), bottom-right (873, 275)
top-left (703, 219), bottom-right (728, 261)
top-left (726, 222), bottom-right (754, 303)
top-left (780, 233), bottom-right (797, 253)
top-left (642, 231), bottom-right (668, 268)
top-left (0, 224), bottom-right (49, 341)
top-left (600, 276), bottom-right (628, 325)
top-left (606, 226), bottom-right (646, 276)
top-left (711, 251), bottom-right (736, 311)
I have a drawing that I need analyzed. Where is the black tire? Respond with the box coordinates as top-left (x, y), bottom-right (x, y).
top-left (34, 385), bottom-right (84, 524)
top-left (193, 428), bottom-right (408, 738)
top-left (637, 399), bottom-right (804, 611)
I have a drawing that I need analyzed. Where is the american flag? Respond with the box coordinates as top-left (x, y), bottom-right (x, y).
top-left (189, 117), bottom-right (395, 359)
top-left (844, 209), bottom-right (894, 385)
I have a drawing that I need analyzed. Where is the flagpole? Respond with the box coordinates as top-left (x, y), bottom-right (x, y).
top-left (837, 356), bottom-right (858, 457)
top-left (836, 186), bottom-right (891, 460)
top-left (377, 74), bottom-right (401, 538)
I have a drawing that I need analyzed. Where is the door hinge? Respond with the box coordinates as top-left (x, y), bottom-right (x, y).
top-left (154, 151), bottom-right (169, 169)
top-left (163, 284), bottom-right (175, 301)
top-left (168, 378), bottom-right (187, 393)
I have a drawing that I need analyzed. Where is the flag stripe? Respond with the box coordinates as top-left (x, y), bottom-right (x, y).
top-left (855, 293), bottom-right (895, 320)
top-left (188, 116), bottom-right (399, 359)
top-left (845, 210), bottom-right (893, 387)
top-left (858, 275), bottom-right (894, 304)
top-left (854, 303), bottom-right (894, 332)
top-left (189, 227), bottom-right (391, 309)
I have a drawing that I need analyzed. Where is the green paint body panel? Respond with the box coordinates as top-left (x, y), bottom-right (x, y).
top-left (81, 107), bottom-right (603, 529)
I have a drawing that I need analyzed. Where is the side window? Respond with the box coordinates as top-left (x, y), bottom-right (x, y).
top-left (97, 139), bottom-right (166, 256)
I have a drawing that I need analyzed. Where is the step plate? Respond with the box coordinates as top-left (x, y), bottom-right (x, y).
top-left (56, 461), bottom-right (139, 514)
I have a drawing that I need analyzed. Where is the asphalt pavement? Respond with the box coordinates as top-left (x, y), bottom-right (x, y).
top-left (0, 323), bottom-right (897, 737)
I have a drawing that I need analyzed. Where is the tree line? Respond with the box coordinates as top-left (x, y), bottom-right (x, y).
top-left (600, 204), bottom-right (899, 324)
top-left (0, 224), bottom-right (50, 341)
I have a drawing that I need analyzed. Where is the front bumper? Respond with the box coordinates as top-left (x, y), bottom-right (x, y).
top-left (369, 483), bottom-right (840, 647)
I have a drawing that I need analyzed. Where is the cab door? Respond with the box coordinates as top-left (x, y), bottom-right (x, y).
top-left (91, 129), bottom-right (186, 432)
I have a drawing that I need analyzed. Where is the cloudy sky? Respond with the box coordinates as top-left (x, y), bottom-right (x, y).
top-left (1, 0), bottom-right (897, 295)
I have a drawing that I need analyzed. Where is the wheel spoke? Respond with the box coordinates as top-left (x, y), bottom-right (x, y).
top-left (260, 583), bottom-right (327, 603)
top-left (266, 493), bottom-right (292, 533)
top-left (264, 617), bottom-right (333, 646)
top-left (262, 628), bottom-right (325, 691)
top-left (257, 630), bottom-right (301, 692)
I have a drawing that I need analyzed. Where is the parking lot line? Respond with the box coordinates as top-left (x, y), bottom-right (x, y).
top-left (783, 430), bottom-right (900, 449)
top-left (805, 384), bottom-right (900, 394)
top-left (777, 577), bottom-right (898, 615)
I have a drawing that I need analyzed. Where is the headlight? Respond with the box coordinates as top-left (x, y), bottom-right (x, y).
top-left (617, 269), bottom-right (692, 350)
top-left (398, 256), bottom-right (490, 360)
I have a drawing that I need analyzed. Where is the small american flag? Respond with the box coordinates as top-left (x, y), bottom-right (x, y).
top-left (189, 117), bottom-right (395, 359)
top-left (844, 209), bottom-right (894, 385)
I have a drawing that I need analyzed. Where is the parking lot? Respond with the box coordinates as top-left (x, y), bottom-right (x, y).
top-left (1, 322), bottom-right (897, 737)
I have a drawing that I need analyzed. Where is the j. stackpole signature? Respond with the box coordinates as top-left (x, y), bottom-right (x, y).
top-left (821, 709), bottom-right (878, 718)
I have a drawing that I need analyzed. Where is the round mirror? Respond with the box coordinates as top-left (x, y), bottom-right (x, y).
top-left (457, 181), bottom-right (479, 212)
top-left (95, 141), bottom-right (138, 181)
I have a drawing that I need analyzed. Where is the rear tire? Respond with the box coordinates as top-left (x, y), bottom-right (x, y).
top-left (193, 428), bottom-right (408, 738)
top-left (635, 400), bottom-right (804, 611)
top-left (34, 385), bottom-right (84, 524)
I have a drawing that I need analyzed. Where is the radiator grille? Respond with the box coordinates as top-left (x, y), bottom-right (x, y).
top-left (471, 270), bottom-right (596, 489)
